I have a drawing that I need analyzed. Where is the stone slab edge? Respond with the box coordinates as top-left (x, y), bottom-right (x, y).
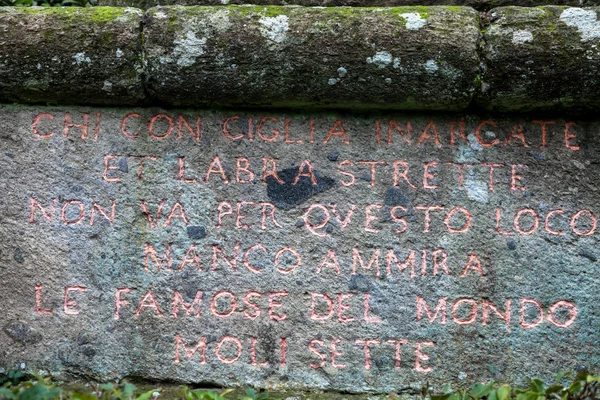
top-left (0, 5), bottom-right (599, 112)
top-left (97, 0), bottom-right (600, 11)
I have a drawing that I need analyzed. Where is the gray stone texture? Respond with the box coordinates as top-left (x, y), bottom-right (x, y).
top-left (97, 0), bottom-right (600, 11)
top-left (479, 6), bottom-right (600, 112)
top-left (0, 106), bottom-right (599, 391)
top-left (0, 7), bottom-right (144, 105)
top-left (143, 5), bottom-right (480, 110)
top-left (2, 5), bottom-right (600, 111)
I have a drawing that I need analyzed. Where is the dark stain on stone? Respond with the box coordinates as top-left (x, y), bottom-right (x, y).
top-left (4, 152), bottom-right (14, 158)
top-left (507, 239), bottom-right (516, 250)
top-left (327, 151), bottom-right (340, 161)
top-left (207, 335), bottom-right (217, 344)
top-left (375, 355), bottom-right (392, 369)
top-left (359, 173), bottom-right (371, 182)
top-left (118, 157), bottom-right (128, 173)
top-left (579, 249), bottom-right (597, 262)
top-left (349, 274), bottom-right (372, 292)
top-left (82, 347), bottom-right (96, 358)
top-left (384, 187), bottom-right (409, 206)
top-left (187, 225), bottom-right (207, 239)
top-left (530, 151), bottom-right (545, 161)
top-left (13, 247), bottom-right (24, 263)
top-left (266, 167), bottom-right (334, 210)
top-left (77, 332), bottom-right (92, 346)
top-left (3, 321), bottom-right (42, 344)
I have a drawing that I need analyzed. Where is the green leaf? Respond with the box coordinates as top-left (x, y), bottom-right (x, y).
top-left (544, 385), bottom-right (563, 395)
top-left (0, 387), bottom-right (15, 400)
top-left (516, 392), bottom-right (538, 400)
top-left (567, 380), bottom-right (583, 394)
top-left (136, 389), bottom-right (158, 400)
top-left (121, 382), bottom-right (137, 396)
top-left (529, 379), bottom-right (545, 394)
top-left (554, 372), bottom-right (570, 383)
top-left (17, 384), bottom-right (61, 400)
top-left (71, 393), bottom-right (98, 400)
top-left (516, 393), bottom-right (528, 400)
top-left (192, 390), bottom-right (222, 400)
top-left (7, 371), bottom-right (24, 386)
top-left (431, 394), bottom-right (452, 400)
top-left (497, 385), bottom-right (511, 400)
top-left (469, 382), bottom-right (495, 399)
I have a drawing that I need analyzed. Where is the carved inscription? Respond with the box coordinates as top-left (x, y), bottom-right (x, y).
top-left (1, 109), bottom-right (597, 389)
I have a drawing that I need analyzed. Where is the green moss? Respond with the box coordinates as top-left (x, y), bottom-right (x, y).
top-left (443, 5), bottom-right (466, 13)
top-left (11, 6), bottom-right (131, 24)
top-left (42, 30), bottom-right (56, 41)
top-left (224, 5), bottom-right (286, 18)
top-left (99, 31), bottom-right (114, 45)
top-left (260, 6), bottom-right (288, 17)
top-left (394, 6), bottom-right (431, 20)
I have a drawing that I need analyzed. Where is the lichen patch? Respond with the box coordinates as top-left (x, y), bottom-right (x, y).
top-left (560, 8), bottom-right (600, 41)
top-left (103, 81), bottom-right (113, 92)
top-left (366, 51), bottom-right (393, 68)
top-left (424, 60), bottom-right (439, 72)
top-left (465, 175), bottom-right (489, 204)
top-left (72, 52), bottom-right (91, 65)
top-left (512, 30), bottom-right (533, 45)
top-left (258, 15), bottom-right (289, 44)
top-left (207, 9), bottom-right (232, 34)
top-left (173, 31), bottom-right (207, 67)
top-left (399, 12), bottom-right (427, 30)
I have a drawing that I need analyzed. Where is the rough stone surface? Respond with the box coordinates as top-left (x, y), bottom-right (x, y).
top-left (1, 106), bottom-right (599, 391)
top-left (479, 6), bottom-right (600, 112)
top-left (143, 6), bottom-right (481, 110)
top-left (3, 6), bottom-right (600, 113)
top-left (98, 0), bottom-right (600, 11)
top-left (0, 7), bottom-right (144, 105)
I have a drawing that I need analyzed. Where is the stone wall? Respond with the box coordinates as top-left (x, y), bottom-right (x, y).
top-left (1, 1), bottom-right (600, 394)
top-left (2, 107), bottom-right (599, 391)
top-left (3, 5), bottom-right (600, 111)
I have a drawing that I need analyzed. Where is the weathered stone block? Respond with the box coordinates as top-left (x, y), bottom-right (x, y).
top-left (97, 0), bottom-right (600, 11)
top-left (479, 6), bottom-right (600, 112)
top-left (0, 7), bottom-right (144, 105)
top-left (143, 6), bottom-right (481, 110)
top-left (1, 106), bottom-right (599, 390)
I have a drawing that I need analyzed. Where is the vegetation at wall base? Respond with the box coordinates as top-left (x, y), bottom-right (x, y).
top-left (0, 370), bottom-right (599, 400)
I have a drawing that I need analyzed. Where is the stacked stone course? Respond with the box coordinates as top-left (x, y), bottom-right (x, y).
top-left (1, 0), bottom-right (600, 392)
top-left (1, 4), bottom-right (600, 111)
